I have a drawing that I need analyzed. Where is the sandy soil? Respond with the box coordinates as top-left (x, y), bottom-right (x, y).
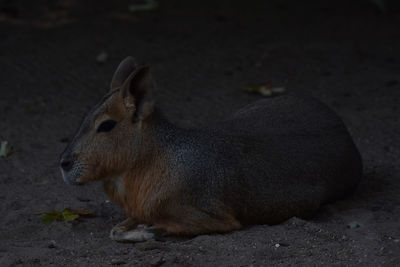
top-left (1, 0), bottom-right (400, 266)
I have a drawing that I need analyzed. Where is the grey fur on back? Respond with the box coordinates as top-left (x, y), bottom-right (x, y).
top-left (151, 93), bottom-right (362, 225)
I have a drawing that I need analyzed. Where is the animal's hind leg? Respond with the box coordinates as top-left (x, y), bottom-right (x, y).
top-left (158, 205), bottom-right (242, 236)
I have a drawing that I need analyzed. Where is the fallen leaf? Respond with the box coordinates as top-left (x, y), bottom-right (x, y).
top-left (65, 208), bottom-right (95, 217)
top-left (242, 84), bottom-right (286, 97)
top-left (42, 214), bottom-right (59, 225)
top-left (129, 0), bottom-right (159, 12)
top-left (36, 208), bottom-right (95, 225)
top-left (0, 141), bottom-right (12, 157)
top-left (62, 213), bottom-right (79, 221)
top-left (38, 210), bottom-right (63, 225)
top-left (347, 221), bottom-right (363, 229)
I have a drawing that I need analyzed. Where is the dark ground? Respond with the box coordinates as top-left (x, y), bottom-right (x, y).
top-left (1, 0), bottom-right (400, 266)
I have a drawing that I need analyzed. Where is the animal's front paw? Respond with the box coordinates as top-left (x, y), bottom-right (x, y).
top-left (110, 225), bottom-right (129, 241)
top-left (110, 224), bottom-right (155, 243)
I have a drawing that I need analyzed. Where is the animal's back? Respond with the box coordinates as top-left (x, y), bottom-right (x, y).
top-left (176, 94), bottom-right (362, 225)
top-left (221, 94), bottom-right (345, 136)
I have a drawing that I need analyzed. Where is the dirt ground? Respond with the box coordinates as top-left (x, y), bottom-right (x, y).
top-left (1, 0), bottom-right (400, 266)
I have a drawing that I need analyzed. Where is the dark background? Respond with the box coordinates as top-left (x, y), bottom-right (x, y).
top-left (1, 0), bottom-right (399, 266)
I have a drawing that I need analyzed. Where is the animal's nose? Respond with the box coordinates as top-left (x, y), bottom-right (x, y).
top-left (60, 159), bottom-right (73, 172)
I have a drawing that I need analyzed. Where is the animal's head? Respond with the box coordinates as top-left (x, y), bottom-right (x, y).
top-left (60, 57), bottom-right (155, 185)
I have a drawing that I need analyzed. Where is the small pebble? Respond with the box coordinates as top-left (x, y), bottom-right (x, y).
top-left (48, 240), bottom-right (56, 248)
top-left (149, 255), bottom-right (165, 267)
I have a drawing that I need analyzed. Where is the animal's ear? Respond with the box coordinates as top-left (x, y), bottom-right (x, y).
top-left (121, 66), bottom-right (155, 122)
top-left (110, 57), bottom-right (137, 92)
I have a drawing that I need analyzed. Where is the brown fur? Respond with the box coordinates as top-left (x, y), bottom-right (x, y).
top-left (103, 146), bottom-right (168, 223)
top-left (102, 119), bottom-right (242, 236)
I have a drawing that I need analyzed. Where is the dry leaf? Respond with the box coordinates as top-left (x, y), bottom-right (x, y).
top-left (347, 221), bottom-right (363, 229)
top-left (36, 208), bottom-right (95, 225)
top-left (0, 141), bottom-right (15, 157)
top-left (129, 0), bottom-right (159, 12)
top-left (242, 84), bottom-right (286, 97)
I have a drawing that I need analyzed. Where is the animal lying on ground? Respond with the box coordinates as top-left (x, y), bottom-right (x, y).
top-left (60, 57), bottom-right (363, 242)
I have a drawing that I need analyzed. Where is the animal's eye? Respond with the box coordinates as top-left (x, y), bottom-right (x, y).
top-left (97, 120), bottom-right (117, 133)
